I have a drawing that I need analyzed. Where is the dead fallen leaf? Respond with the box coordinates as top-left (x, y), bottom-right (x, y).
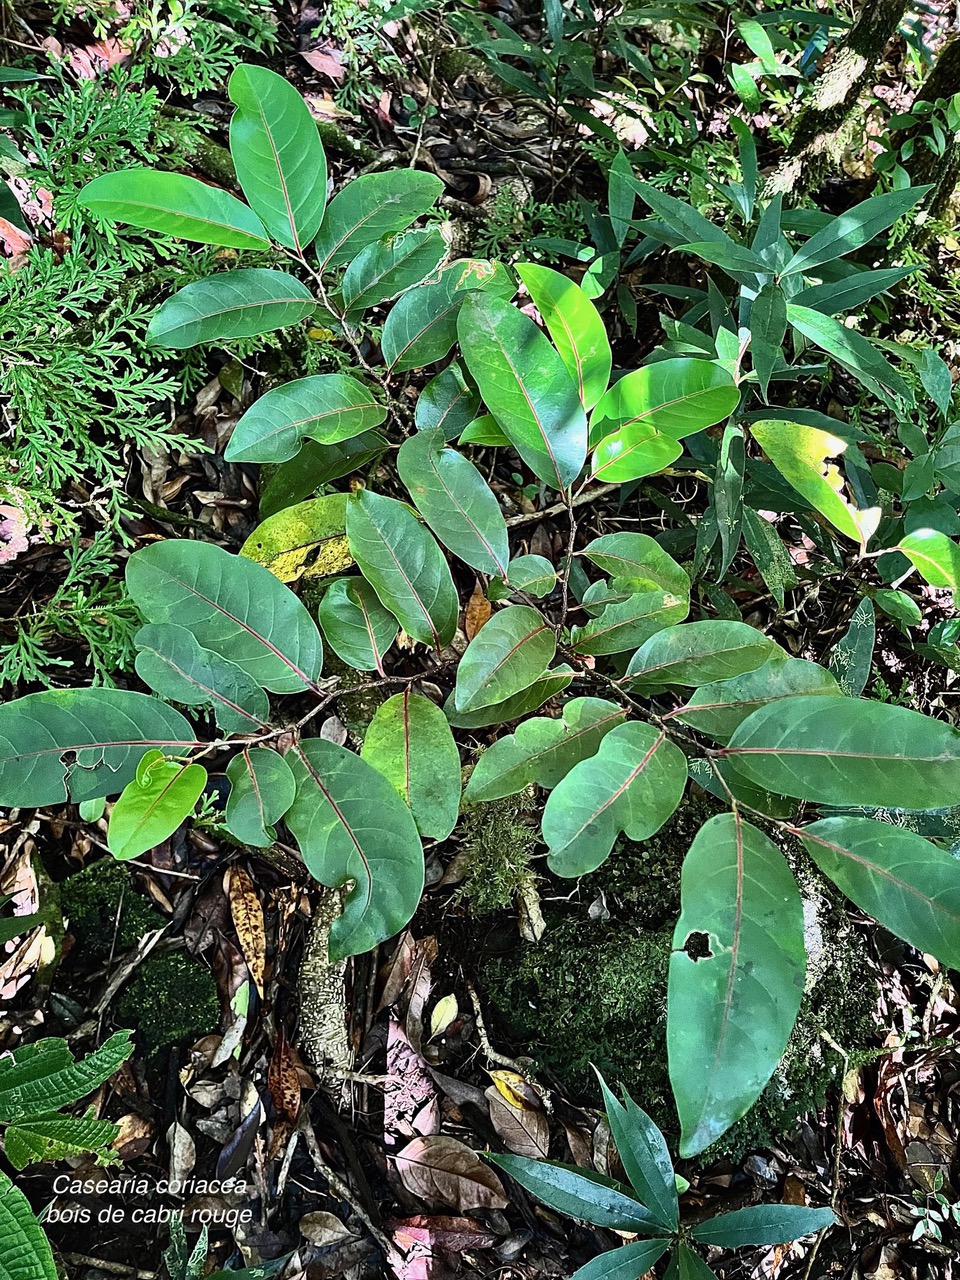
top-left (301, 46), bottom-right (347, 82)
top-left (390, 1215), bottom-right (498, 1251)
top-left (299, 1210), bottom-right (356, 1245)
top-left (465, 581), bottom-right (492, 640)
top-left (485, 1086), bottom-right (550, 1159)
top-left (429, 994), bottom-right (458, 1040)
top-left (394, 1135), bottom-right (508, 1211)
top-left (226, 865), bottom-right (266, 997)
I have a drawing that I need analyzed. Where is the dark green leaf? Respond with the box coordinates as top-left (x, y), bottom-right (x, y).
top-left (692, 1203), bottom-right (835, 1247)
top-left (626, 620), bottom-right (781, 688)
top-left (416, 364), bottom-right (481, 440)
top-left (342, 227), bottom-right (447, 313)
top-left (314, 170), bottom-right (443, 269)
top-left (147, 269), bottom-right (315, 349)
top-left (0, 1169), bottom-right (58, 1280)
top-left (317, 578), bottom-right (398, 673)
top-left (134, 623), bottom-right (270, 733)
top-left (676, 658), bottom-right (840, 743)
top-left (596, 1073), bottom-right (678, 1229)
top-left (485, 1154), bottom-right (661, 1231)
top-left (454, 605), bottom-right (556, 713)
top-left (224, 748), bottom-right (297, 847)
top-left (828, 598), bottom-right (875, 696)
top-left (226, 374), bottom-right (385, 464)
top-left (782, 186), bottom-right (929, 277)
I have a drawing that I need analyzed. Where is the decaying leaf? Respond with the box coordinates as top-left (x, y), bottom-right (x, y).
top-left (429, 993), bottom-right (458, 1039)
top-left (465, 581), bottom-right (492, 640)
top-left (485, 1085), bottom-right (550, 1159)
top-left (226, 865), bottom-right (267, 998)
top-left (394, 1135), bottom-right (509, 1210)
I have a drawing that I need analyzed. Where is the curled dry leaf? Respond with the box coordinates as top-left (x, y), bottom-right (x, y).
top-left (394, 1135), bottom-right (508, 1211)
top-left (429, 993), bottom-right (458, 1039)
top-left (485, 1085), bottom-right (550, 1160)
top-left (489, 1069), bottom-right (541, 1112)
top-left (465, 581), bottom-right (492, 640)
top-left (226, 864), bottom-right (267, 997)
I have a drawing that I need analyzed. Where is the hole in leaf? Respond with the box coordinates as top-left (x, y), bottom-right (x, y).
top-left (682, 931), bottom-right (713, 962)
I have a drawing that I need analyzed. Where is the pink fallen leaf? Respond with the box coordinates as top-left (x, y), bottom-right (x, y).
top-left (390, 1215), bottom-right (498, 1251)
top-left (301, 46), bottom-right (346, 83)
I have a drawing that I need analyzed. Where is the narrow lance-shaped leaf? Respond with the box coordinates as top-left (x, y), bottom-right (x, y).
top-left (596, 1072), bottom-right (678, 1230)
top-left (516, 263), bottom-right (612, 410)
top-left (484, 1154), bottom-right (662, 1232)
top-left (225, 374), bottom-right (386, 465)
top-left (749, 281), bottom-right (786, 400)
top-left (134, 623), bottom-right (270, 734)
top-left (668, 812), bottom-right (806, 1157)
top-left (225, 748), bottom-right (297, 848)
top-left (781, 185), bottom-right (929, 277)
top-left (786, 304), bottom-right (913, 411)
top-left (318, 578), bottom-right (398, 674)
top-left (692, 1203), bottom-right (836, 1247)
top-left (569, 1240), bottom-right (671, 1280)
top-left (107, 749), bottom-right (207, 861)
top-left (147, 268), bottom-right (315, 349)
top-left (664, 1244), bottom-right (720, 1280)
top-left (361, 689), bottom-right (461, 839)
top-left (828, 597), bottom-right (875, 696)
top-left (454, 605), bottom-right (556, 713)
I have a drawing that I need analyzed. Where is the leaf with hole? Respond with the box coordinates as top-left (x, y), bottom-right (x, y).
top-left (314, 169), bottom-right (443, 269)
top-left (361, 690), bottom-right (461, 839)
top-left (240, 495), bottom-right (351, 584)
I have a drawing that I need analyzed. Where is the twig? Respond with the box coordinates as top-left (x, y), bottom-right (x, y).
top-left (57, 1257), bottom-right (155, 1280)
top-left (505, 482), bottom-right (619, 527)
top-left (465, 981), bottom-right (551, 1111)
top-left (300, 1119), bottom-right (392, 1255)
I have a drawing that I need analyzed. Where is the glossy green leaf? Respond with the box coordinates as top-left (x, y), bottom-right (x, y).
top-left (342, 227), bottom-right (447, 313)
top-left (570, 1240), bottom-right (671, 1280)
top-left (570, 589), bottom-right (689, 656)
top-left (749, 281), bottom-right (787, 399)
top-left (318, 578), bottom-right (398, 673)
top-left (224, 748), bottom-right (297, 847)
top-left (397, 428), bottom-right (509, 576)
top-left (454, 605), bottom-right (556, 712)
top-left (463, 697), bottom-right (626, 803)
top-left (625, 620), bottom-right (781, 688)
top-left (444, 666), bottom-right (574, 729)
top-left (800, 816), bottom-right (960, 968)
top-left (786, 304), bottom-right (913, 410)
top-left (596, 1073), bottom-right (678, 1229)
top-left (692, 1203), bottom-right (836, 1247)
top-left (664, 1244), bottom-right (719, 1280)
top-left (127, 540), bottom-right (324, 694)
top-left (516, 263), bottom-right (612, 410)
top-left (782, 186), bottom-right (929, 277)
top-left (258, 432), bottom-right (387, 518)
top-left (107, 750), bottom-right (207, 861)
top-left (505, 554), bottom-right (556, 597)
top-left (345, 489), bottom-right (458, 649)
top-left (459, 415), bottom-right (510, 446)
top-left (0, 910), bottom-right (42, 948)
top-left (382, 258), bottom-right (514, 371)
top-left (239, 495), bottom-right (351, 583)
top-left (0, 690), bottom-right (195, 807)
top-left (724, 696), bottom-right (960, 809)
top-left (669, 812), bottom-right (805, 1157)
top-left (458, 292), bottom-right (588, 489)
top-left (676, 657), bottom-right (840, 743)
top-left (874, 588), bottom-right (921, 630)
top-left (543, 722), bottom-right (687, 876)
top-left (828, 598), bottom-right (875, 696)
top-left (591, 423), bottom-right (682, 483)
top-left (147, 268), bottom-right (315, 349)
top-left (582, 533), bottom-right (690, 599)
top-left (79, 169), bottom-right (270, 249)
top-left (750, 420), bottom-right (880, 547)
top-left (4, 1114), bottom-right (119, 1171)
top-left (286, 739), bottom-right (424, 959)
top-left (226, 374), bottom-right (385, 464)
top-left (314, 169), bottom-right (443, 269)
top-left (0, 1169), bottom-right (58, 1280)
top-left (679, 240), bottom-right (767, 275)
top-left (134, 622), bottom-right (270, 734)
top-left (361, 689), bottom-right (461, 839)
top-left (591, 358), bottom-right (739, 441)
top-left (793, 266), bottom-right (917, 316)
top-left (416, 364), bottom-right (481, 440)
top-left (228, 64), bottom-right (327, 250)
top-left (485, 1155), bottom-right (661, 1231)
top-left (899, 528), bottom-right (960, 589)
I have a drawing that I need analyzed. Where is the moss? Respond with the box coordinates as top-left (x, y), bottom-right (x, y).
top-left (61, 859), bottom-right (162, 962)
top-left (455, 795), bottom-right (539, 915)
top-left (117, 952), bottom-right (220, 1054)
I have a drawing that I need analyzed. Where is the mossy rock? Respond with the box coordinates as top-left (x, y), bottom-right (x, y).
top-left (61, 858), bottom-right (162, 961)
top-left (117, 952), bottom-right (220, 1054)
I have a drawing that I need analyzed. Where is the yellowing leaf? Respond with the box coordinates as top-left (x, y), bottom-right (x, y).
top-left (429, 993), bottom-right (459, 1038)
top-left (489, 1069), bottom-right (540, 1111)
top-left (241, 494), bottom-right (353, 583)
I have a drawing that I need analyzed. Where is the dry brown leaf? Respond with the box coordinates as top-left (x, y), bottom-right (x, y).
top-left (299, 1210), bottom-right (356, 1245)
top-left (268, 1027), bottom-right (302, 1160)
top-left (394, 1135), bottom-right (508, 1210)
top-left (464, 581), bottom-right (492, 640)
top-left (226, 864), bottom-right (266, 997)
top-left (485, 1086), bottom-right (550, 1159)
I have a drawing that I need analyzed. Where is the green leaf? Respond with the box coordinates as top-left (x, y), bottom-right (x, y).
top-left (239, 494), bottom-right (351, 584)
top-left (416, 364), bottom-right (481, 439)
top-left (632, 180), bottom-right (752, 269)
top-left (382, 258), bottom-right (514, 372)
top-left (625, 621), bottom-right (782, 689)
top-left (591, 424), bottom-right (682, 483)
top-left (750, 420), bottom-right (880, 548)
top-left (741, 508), bottom-right (797, 608)
top-left (342, 227), bottom-right (447, 313)
top-left (504, 554), bottom-right (556, 598)
top-left (664, 1244), bottom-right (719, 1280)
top-left (828, 598), bottom-right (875, 696)
top-left (592, 358), bottom-right (739, 442)
top-left (345, 490), bottom-right (458, 649)
top-left (543, 722), bottom-right (687, 876)
top-left (874, 588), bottom-right (922, 630)
top-left (692, 1203), bottom-right (835, 1247)
top-left (397, 428), bottom-right (510, 576)
top-left (134, 623), bottom-right (270, 734)
top-left (0, 1031), bottom-right (133, 1121)
top-left (516, 263), bottom-right (612, 410)
top-left (314, 169), bottom-right (443, 269)
top-left (286, 740), bottom-right (424, 960)
top-left (607, 148), bottom-right (635, 248)
top-left (0, 690), bottom-right (195, 807)
top-left (444, 667), bottom-right (574, 729)
top-left (0, 1169), bottom-right (57, 1280)
top-left (259, 432), bottom-right (387, 518)
top-left (224, 748), bottom-right (297, 847)
top-left (749, 281), bottom-right (787, 399)
top-left (225, 374), bottom-right (386, 464)
top-left (458, 292), bottom-right (588, 490)
top-left (679, 240), bottom-right (767, 275)
top-left (79, 169), bottom-right (270, 249)
top-left (463, 697), bottom-right (626, 803)
top-left (669, 813), bottom-right (805, 1157)
top-left (676, 658), bottom-right (840, 743)
top-left (0, 912), bottom-right (42, 948)
top-left (782, 186), bottom-right (929, 277)
top-left (318, 578), bottom-right (398, 673)
top-left (570, 1240), bottom-right (671, 1280)
top-left (570, 590), bottom-right (689, 656)
top-left (786, 304), bottom-right (913, 410)
top-left (583, 533), bottom-right (690, 598)
top-left (596, 1073), bottom-right (678, 1230)
top-left (460, 415), bottom-right (510, 447)
top-left (107, 750), bottom-right (207, 860)
top-left (899, 528), bottom-right (960, 589)
top-left (485, 1154), bottom-right (662, 1231)
top-left (228, 64), bottom-right (327, 251)
top-left (800, 816), bottom-right (960, 969)
top-left (360, 689), bottom-right (461, 839)
top-left (724, 696), bottom-right (960, 809)
top-left (454, 605), bottom-right (556, 712)
top-left (127, 540), bottom-right (324, 694)
top-left (793, 266), bottom-right (917, 316)
top-left (5, 1114), bottom-right (120, 1170)
top-left (147, 269), bottom-right (315, 349)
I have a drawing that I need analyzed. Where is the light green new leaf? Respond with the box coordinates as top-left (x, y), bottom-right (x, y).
top-left (361, 689), bottom-right (461, 839)
top-left (800, 816), bottom-right (960, 969)
top-left (570, 589), bottom-right (689, 656)
top-left (750, 419), bottom-right (881, 548)
top-left (676, 657), bottom-right (840, 743)
top-left (0, 690), bottom-right (195, 807)
top-left (463, 697), bottom-right (626, 803)
top-left (458, 292), bottom-right (588, 490)
top-left (625, 620), bottom-right (781, 688)
top-left (591, 358), bottom-right (739, 441)
top-left (542, 722), bottom-right (687, 876)
top-left (228, 64), bottom-right (327, 251)
top-left (79, 169), bottom-right (269, 249)
top-left (596, 1073), bottom-right (678, 1230)
top-left (397, 428), bottom-right (509, 576)
top-left (0, 1170), bottom-right (57, 1280)
top-left (147, 268), bottom-right (315, 349)
top-left (669, 813), bottom-right (805, 1157)
top-left (107, 750), bottom-right (207, 861)
top-left (342, 227), bottom-right (447, 313)
top-left (5, 1114), bottom-right (120, 1171)
top-left (444, 667), bottom-right (574, 729)
top-left (516, 263), bottom-right (612, 410)
top-left (345, 490), bottom-right (458, 649)
top-left (582, 533), bottom-right (690, 599)
top-left (224, 748), bottom-right (297, 847)
top-left (724, 696), bottom-right (960, 809)
top-left (286, 740), bottom-right (424, 959)
top-left (786, 304), bottom-right (913, 410)
top-left (416, 363), bottom-right (481, 439)
top-left (454, 605), bottom-right (556, 713)
top-left (314, 169), bottom-right (443, 269)
top-left (382, 258), bottom-right (514, 371)
top-left (591, 423), bottom-right (682, 483)
top-left (484, 1154), bottom-right (661, 1232)
top-left (828, 597), bottom-right (875, 696)
top-left (134, 623), bottom-right (270, 734)
top-left (127, 540), bottom-right (324, 694)
top-left (225, 374), bottom-right (386, 464)
top-left (899, 527), bottom-right (960, 589)
top-left (692, 1204), bottom-right (836, 1247)
top-left (0, 1031), bottom-right (133, 1121)
top-left (782, 186), bottom-right (929, 277)
top-left (318, 578), bottom-right (398, 673)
